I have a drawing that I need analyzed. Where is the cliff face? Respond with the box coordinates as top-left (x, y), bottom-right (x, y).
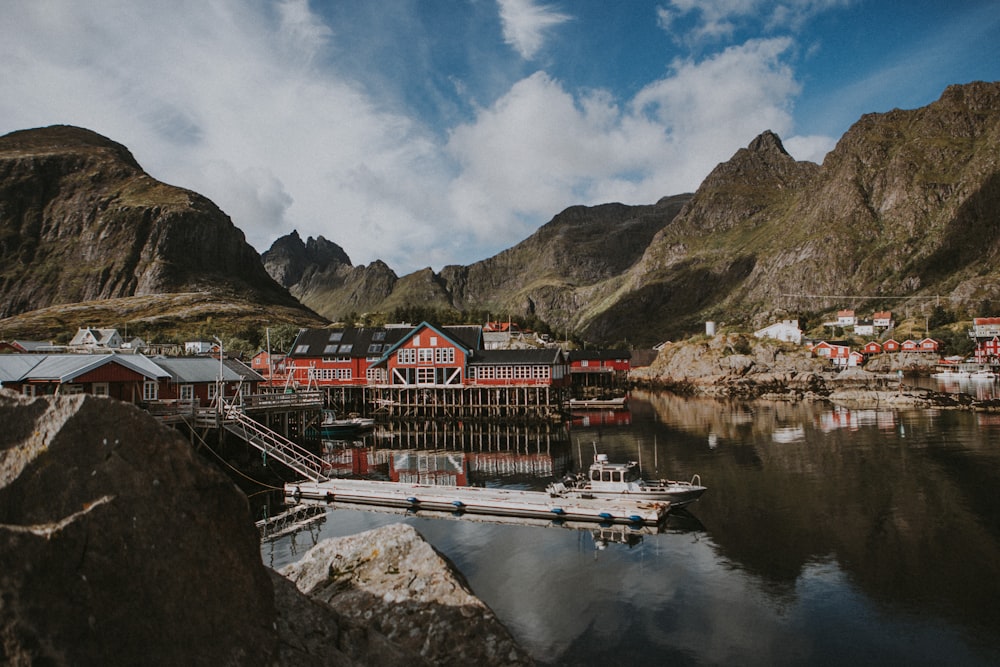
top-left (0, 125), bottom-right (303, 319)
top-left (271, 82), bottom-right (1000, 345)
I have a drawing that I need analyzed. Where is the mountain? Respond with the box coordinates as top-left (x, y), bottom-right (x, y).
top-left (0, 125), bottom-right (325, 338)
top-left (268, 81), bottom-right (1000, 346)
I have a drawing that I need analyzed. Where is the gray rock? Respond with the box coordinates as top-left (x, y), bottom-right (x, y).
top-left (281, 523), bottom-right (534, 666)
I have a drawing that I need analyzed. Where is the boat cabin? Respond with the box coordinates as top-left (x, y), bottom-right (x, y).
top-left (588, 455), bottom-right (643, 490)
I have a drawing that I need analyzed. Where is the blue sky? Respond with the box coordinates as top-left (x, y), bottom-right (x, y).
top-left (2, 1), bottom-right (998, 275)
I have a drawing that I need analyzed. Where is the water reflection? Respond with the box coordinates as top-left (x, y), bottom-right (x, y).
top-left (256, 393), bottom-right (1000, 666)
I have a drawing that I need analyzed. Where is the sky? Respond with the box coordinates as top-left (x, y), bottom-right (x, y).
top-left (2, 1), bottom-right (998, 275)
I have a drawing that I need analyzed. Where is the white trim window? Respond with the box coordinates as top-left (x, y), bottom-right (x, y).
top-left (22, 385), bottom-right (35, 398)
top-left (180, 384), bottom-right (194, 401)
top-left (207, 384), bottom-right (217, 400)
top-left (92, 382), bottom-right (109, 397)
top-left (142, 381), bottom-right (158, 401)
top-left (397, 349), bottom-right (416, 364)
top-left (434, 348), bottom-right (455, 364)
top-left (418, 348), bottom-right (434, 363)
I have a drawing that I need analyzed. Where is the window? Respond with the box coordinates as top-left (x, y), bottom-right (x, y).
top-left (372, 330), bottom-right (386, 341)
top-left (368, 343), bottom-right (383, 354)
top-left (417, 367), bottom-right (435, 384)
top-left (92, 382), bottom-right (109, 397)
top-left (63, 384), bottom-right (84, 395)
top-left (22, 385), bottom-right (35, 398)
top-left (338, 344), bottom-right (353, 354)
top-left (367, 368), bottom-right (388, 384)
top-left (434, 348), bottom-right (455, 364)
top-left (430, 336), bottom-right (438, 346)
top-left (323, 344), bottom-right (339, 355)
top-left (180, 384), bottom-right (194, 401)
top-left (418, 348), bottom-right (434, 363)
top-left (328, 332), bottom-right (343, 342)
top-left (207, 384), bottom-right (217, 400)
top-left (143, 381), bottom-right (158, 401)
top-left (397, 349), bottom-right (415, 364)
top-left (294, 344), bottom-right (309, 354)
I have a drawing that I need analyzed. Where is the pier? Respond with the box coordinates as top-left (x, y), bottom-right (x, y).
top-left (285, 478), bottom-right (670, 525)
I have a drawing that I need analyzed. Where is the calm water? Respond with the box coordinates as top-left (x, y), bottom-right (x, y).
top-left (254, 387), bottom-right (1000, 666)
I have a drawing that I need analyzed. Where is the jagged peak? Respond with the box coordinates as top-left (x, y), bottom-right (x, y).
top-left (304, 235), bottom-right (352, 267)
top-left (746, 130), bottom-right (790, 157)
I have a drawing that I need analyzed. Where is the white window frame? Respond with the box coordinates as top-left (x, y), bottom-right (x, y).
top-left (180, 384), bottom-right (194, 401)
top-left (142, 381), bottom-right (158, 401)
top-left (92, 382), bottom-right (109, 397)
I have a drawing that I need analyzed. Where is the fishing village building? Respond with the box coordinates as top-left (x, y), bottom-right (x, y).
top-left (284, 322), bottom-right (573, 420)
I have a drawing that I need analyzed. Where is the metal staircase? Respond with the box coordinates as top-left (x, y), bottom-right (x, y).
top-left (220, 400), bottom-right (328, 482)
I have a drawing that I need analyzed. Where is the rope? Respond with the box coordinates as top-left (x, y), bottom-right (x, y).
top-left (191, 426), bottom-right (286, 491)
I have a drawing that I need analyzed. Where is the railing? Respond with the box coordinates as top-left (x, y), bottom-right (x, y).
top-left (220, 401), bottom-right (328, 483)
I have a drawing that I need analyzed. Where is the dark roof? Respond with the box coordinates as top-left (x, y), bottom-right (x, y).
top-left (566, 349), bottom-right (632, 361)
top-left (468, 348), bottom-right (565, 365)
top-left (441, 325), bottom-right (482, 351)
top-left (287, 327), bottom-right (410, 359)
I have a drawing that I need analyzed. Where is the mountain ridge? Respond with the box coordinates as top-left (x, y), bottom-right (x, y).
top-left (2, 81), bottom-right (999, 346)
top-left (265, 81), bottom-right (1000, 345)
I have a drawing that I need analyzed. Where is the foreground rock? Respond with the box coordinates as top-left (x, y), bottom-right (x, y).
top-left (0, 391), bottom-right (525, 665)
top-left (281, 523), bottom-right (533, 666)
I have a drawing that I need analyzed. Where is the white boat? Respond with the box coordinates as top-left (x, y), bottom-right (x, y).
top-left (970, 369), bottom-right (996, 380)
top-left (314, 410), bottom-right (375, 435)
top-left (569, 397), bottom-right (628, 410)
top-left (548, 454), bottom-right (707, 508)
top-left (931, 369), bottom-right (970, 379)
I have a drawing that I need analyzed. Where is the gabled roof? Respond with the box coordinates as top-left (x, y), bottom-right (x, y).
top-left (4, 354), bottom-right (169, 383)
top-left (468, 348), bottom-right (566, 365)
top-left (287, 327), bottom-right (410, 359)
top-left (0, 355), bottom-right (44, 383)
top-left (69, 328), bottom-right (121, 346)
top-left (151, 357), bottom-right (262, 383)
top-left (374, 322), bottom-right (479, 365)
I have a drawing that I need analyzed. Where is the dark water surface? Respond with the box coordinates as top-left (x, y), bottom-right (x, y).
top-left (257, 389), bottom-right (1000, 666)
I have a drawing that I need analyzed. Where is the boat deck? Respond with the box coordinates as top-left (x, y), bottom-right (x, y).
top-left (285, 479), bottom-right (670, 525)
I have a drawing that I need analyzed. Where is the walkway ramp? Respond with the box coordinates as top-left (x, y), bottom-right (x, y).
top-left (221, 403), bottom-right (328, 482)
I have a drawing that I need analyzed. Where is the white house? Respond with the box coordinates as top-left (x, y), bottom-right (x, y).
top-left (872, 311), bottom-right (893, 329)
top-left (837, 309), bottom-right (857, 327)
top-left (754, 320), bottom-right (802, 344)
top-left (69, 328), bottom-right (123, 351)
top-left (184, 341), bottom-right (219, 355)
top-left (853, 319), bottom-right (875, 336)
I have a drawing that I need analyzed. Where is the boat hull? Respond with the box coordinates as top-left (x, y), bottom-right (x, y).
top-left (555, 484), bottom-right (706, 508)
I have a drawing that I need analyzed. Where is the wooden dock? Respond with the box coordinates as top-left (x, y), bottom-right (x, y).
top-left (285, 479), bottom-right (670, 525)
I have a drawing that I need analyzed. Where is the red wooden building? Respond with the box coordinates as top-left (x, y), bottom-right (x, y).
top-left (0, 354), bottom-right (170, 402)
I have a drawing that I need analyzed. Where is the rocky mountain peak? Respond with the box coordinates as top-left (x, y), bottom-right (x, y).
top-left (0, 125), bottom-right (303, 319)
top-left (262, 231), bottom-right (352, 289)
top-left (0, 124), bottom-right (141, 169)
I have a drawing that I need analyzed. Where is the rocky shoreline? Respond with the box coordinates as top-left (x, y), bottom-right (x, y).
top-left (629, 334), bottom-right (1000, 411)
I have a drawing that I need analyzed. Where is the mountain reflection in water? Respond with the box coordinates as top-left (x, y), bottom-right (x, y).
top-left (258, 390), bottom-right (1000, 666)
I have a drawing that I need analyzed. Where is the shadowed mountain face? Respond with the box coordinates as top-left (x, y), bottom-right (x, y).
top-left (0, 125), bottom-right (305, 319)
top-left (266, 82), bottom-right (1000, 345)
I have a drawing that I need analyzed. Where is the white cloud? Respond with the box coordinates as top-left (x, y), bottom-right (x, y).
top-left (659, 0), bottom-right (853, 44)
top-left (1, 1), bottom-right (822, 276)
top-left (497, 0), bottom-right (572, 60)
top-left (446, 37), bottom-right (806, 239)
top-left (783, 134), bottom-right (836, 164)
